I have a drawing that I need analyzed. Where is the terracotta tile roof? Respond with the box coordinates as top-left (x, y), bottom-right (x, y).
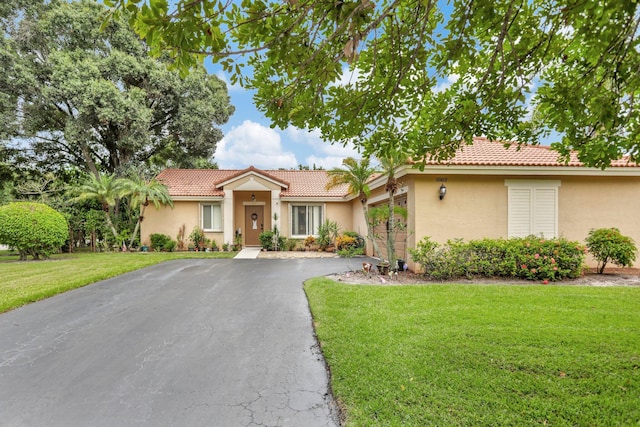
top-left (157, 168), bottom-right (350, 198)
top-left (217, 166), bottom-right (290, 188)
top-left (271, 170), bottom-right (348, 198)
top-left (422, 137), bottom-right (638, 167)
top-left (156, 169), bottom-right (228, 197)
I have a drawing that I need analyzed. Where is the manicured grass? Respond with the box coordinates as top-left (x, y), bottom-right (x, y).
top-left (305, 279), bottom-right (640, 426)
top-left (0, 251), bottom-right (235, 313)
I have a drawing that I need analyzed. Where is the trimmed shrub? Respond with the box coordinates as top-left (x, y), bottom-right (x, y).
top-left (585, 228), bottom-right (638, 274)
top-left (510, 236), bottom-right (586, 281)
top-left (259, 230), bottom-right (286, 251)
top-left (410, 235), bottom-right (586, 281)
top-left (149, 233), bottom-right (174, 251)
top-left (0, 202), bottom-right (68, 260)
top-left (284, 238), bottom-right (298, 251)
top-left (259, 230), bottom-right (275, 250)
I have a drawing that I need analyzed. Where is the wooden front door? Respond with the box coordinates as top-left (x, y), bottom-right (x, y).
top-left (244, 205), bottom-right (264, 246)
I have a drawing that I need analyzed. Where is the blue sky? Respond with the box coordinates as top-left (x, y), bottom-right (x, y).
top-left (206, 64), bottom-right (556, 171)
top-left (207, 63), bottom-right (362, 170)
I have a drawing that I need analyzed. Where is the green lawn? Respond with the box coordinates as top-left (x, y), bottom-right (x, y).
top-left (305, 278), bottom-right (640, 426)
top-left (0, 251), bottom-right (235, 313)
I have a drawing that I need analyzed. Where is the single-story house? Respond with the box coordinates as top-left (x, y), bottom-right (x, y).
top-left (142, 137), bottom-right (640, 268)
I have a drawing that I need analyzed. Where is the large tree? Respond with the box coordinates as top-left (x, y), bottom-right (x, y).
top-left (110, 0), bottom-right (639, 169)
top-left (1, 0), bottom-right (234, 177)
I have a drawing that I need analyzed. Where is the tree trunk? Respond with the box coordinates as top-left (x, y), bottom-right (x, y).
top-left (387, 191), bottom-right (396, 269)
top-left (128, 204), bottom-right (147, 249)
top-left (104, 212), bottom-right (124, 250)
top-left (362, 203), bottom-right (383, 259)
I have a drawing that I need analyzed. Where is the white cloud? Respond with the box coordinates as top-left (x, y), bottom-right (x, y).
top-left (434, 73), bottom-right (460, 93)
top-left (284, 125), bottom-right (362, 163)
top-left (214, 120), bottom-right (298, 169)
top-left (304, 155), bottom-right (351, 170)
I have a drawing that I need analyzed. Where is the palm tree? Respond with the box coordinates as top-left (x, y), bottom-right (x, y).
top-left (378, 150), bottom-right (407, 269)
top-left (326, 157), bottom-right (383, 259)
top-left (75, 173), bottom-right (127, 247)
top-left (121, 177), bottom-right (173, 249)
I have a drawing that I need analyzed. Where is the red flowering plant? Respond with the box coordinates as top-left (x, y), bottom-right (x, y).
top-left (513, 236), bottom-right (586, 281)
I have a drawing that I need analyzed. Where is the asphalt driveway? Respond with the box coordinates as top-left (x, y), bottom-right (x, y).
top-left (0, 258), bottom-right (352, 426)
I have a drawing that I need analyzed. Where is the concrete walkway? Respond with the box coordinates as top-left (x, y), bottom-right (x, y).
top-left (0, 258), bottom-right (350, 426)
top-left (234, 246), bottom-right (262, 259)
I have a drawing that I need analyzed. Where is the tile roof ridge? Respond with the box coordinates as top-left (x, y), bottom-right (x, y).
top-left (218, 165), bottom-right (291, 187)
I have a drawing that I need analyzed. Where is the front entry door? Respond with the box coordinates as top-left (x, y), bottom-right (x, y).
top-left (245, 205), bottom-right (264, 246)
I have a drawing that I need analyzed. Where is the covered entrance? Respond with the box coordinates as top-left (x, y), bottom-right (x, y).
top-left (244, 205), bottom-right (264, 246)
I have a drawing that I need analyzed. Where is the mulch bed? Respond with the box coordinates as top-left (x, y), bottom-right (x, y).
top-left (329, 267), bottom-right (640, 286)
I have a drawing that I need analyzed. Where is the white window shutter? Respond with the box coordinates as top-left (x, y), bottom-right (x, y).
top-left (533, 188), bottom-right (557, 238)
top-left (508, 187), bottom-right (532, 238)
top-left (506, 180), bottom-right (560, 239)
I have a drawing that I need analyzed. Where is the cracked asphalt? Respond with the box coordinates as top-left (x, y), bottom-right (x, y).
top-left (0, 258), bottom-right (351, 426)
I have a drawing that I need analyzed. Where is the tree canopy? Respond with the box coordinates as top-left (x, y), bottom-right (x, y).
top-left (1, 0), bottom-right (234, 177)
top-left (111, 0), bottom-right (639, 169)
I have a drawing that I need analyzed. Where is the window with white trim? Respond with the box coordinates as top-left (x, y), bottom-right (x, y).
top-left (201, 203), bottom-right (222, 231)
top-left (291, 204), bottom-right (323, 237)
top-left (505, 180), bottom-right (560, 238)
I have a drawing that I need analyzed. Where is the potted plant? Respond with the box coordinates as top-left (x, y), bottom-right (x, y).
top-left (377, 261), bottom-right (390, 275)
top-left (189, 226), bottom-right (206, 251)
top-left (304, 236), bottom-right (316, 251)
top-left (316, 223), bottom-right (331, 251)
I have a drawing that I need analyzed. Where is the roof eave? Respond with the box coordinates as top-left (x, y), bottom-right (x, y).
top-left (280, 196), bottom-right (350, 202)
top-left (365, 165), bottom-right (640, 190)
top-left (170, 195), bottom-right (225, 201)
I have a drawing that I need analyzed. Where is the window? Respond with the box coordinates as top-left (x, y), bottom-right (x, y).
top-left (291, 204), bottom-right (323, 237)
top-left (505, 180), bottom-right (560, 238)
top-left (201, 203), bottom-right (222, 231)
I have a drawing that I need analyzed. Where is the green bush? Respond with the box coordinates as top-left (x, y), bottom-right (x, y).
top-left (259, 231), bottom-right (286, 251)
top-left (510, 236), bottom-right (586, 281)
top-left (259, 230), bottom-right (275, 250)
top-left (163, 240), bottom-right (177, 252)
top-left (284, 238), bottom-right (298, 251)
top-left (410, 236), bottom-right (586, 281)
top-left (149, 233), bottom-right (175, 251)
top-left (585, 228), bottom-right (638, 274)
top-left (337, 246), bottom-right (364, 257)
top-left (0, 202), bottom-right (68, 260)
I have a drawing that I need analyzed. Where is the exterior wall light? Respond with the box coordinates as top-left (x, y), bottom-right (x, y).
top-left (251, 193), bottom-right (256, 201)
top-left (439, 183), bottom-right (447, 200)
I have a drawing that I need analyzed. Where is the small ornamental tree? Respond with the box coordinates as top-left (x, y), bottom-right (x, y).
top-left (0, 202), bottom-right (68, 260)
top-left (585, 228), bottom-right (638, 274)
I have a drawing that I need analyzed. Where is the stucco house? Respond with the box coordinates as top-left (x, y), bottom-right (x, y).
top-left (142, 137), bottom-right (640, 268)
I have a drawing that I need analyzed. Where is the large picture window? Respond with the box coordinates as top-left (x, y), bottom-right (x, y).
top-left (505, 180), bottom-right (560, 238)
top-left (201, 203), bottom-right (222, 231)
top-left (291, 204), bottom-right (323, 237)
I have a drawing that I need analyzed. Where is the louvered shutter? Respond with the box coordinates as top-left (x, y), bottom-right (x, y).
top-left (505, 180), bottom-right (560, 239)
top-left (508, 187), bottom-right (533, 237)
top-left (533, 188), bottom-right (557, 238)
